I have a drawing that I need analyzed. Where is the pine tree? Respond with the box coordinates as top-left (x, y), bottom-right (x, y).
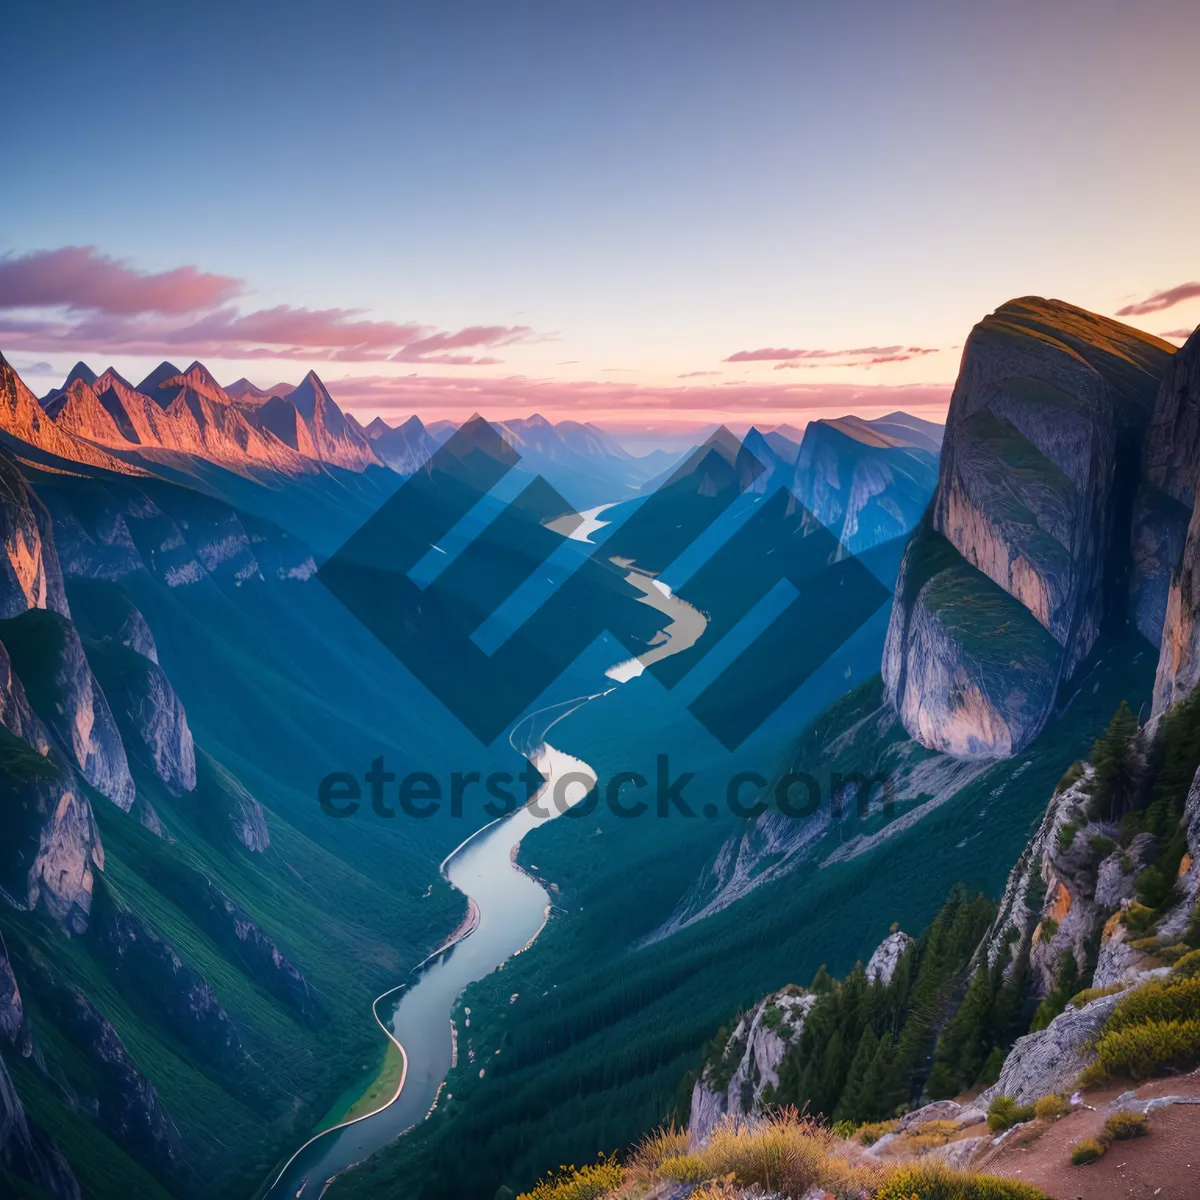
top-left (1090, 700), bottom-right (1141, 820)
top-left (834, 1025), bottom-right (878, 1121)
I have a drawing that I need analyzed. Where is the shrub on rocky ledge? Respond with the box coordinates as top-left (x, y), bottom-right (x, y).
top-left (1033, 1094), bottom-right (1068, 1120)
top-left (1102, 1111), bottom-right (1148, 1141)
top-left (1071, 1137), bottom-right (1106, 1165)
top-left (875, 1160), bottom-right (1048, 1199)
top-left (988, 1095), bottom-right (1035, 1132)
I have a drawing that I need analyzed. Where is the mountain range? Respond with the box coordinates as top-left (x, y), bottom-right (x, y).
top-left (13, 297), bottom-right (1198, 1200)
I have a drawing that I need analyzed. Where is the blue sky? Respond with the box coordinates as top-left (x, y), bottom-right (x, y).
top-left (3, 0), bottom-right (1198, 426)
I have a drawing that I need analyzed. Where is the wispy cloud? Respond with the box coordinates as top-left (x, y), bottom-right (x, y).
top-left (0, 245), bottom-right (538, 364)
top-left (1116, 282), bottom-right (1200, 317)
top-left (678, 370), bottom-right (721, 378)
top-left (725, 343), bottom-right (938, 364)
top-left (1162, 327), bottom-right (1196, 340)
top-left (0, 246), bottom-right (241, 315)
top-left (771, 346), bottom-right (938, 369)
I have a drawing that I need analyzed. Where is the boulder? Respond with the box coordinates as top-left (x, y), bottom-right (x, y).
top-left (977, 988), bottom-right (1126, 1105)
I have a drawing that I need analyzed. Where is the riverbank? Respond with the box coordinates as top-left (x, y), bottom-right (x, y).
top-left (314, 1041), bottom-right (407, 1134)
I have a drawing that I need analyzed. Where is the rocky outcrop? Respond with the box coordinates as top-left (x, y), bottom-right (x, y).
top-left (0, 609), bottom-right (135, 810)
top-left (1026, 816), bottom-right (1144, 998)
top-left (0, 729), bottom-right (102, 934)
top-left (882, 519), bottom-right (1062, 758)
top-left (977, 769), bottom-right (1094, 977)
top-left (0, 1049), bottom-right (83, 1200)
top-left (885, 298), bottom-right (1173, 758)
top-left (92, 892), bottom-right (250, 1079)
top-left (0, 448), bottom-right (70, 620)
top-left (61, 580), bottom-right (160, 665)
top-left (977, 987), bottom-right (1127, 1106)
top-left (897, 1099), bottom-right (987, 1133)
top-left (689, 988), bottom-right (816, 1147)
top-left (199, 752), bottom-right (269, 852)
top-left (84, 637), bottom-right (196, 794)
top-left (865, 930), bottom-right (914, 985)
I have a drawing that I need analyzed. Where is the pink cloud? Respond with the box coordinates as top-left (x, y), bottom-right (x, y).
top-left (1116, 282), bottom-right (1200, 317)
top-left (0, 246), bottom-right (241, 315)
top-left (1162, 327), bottom-right (1196, 340)
top-left (773, 346), bottom-right (939, 369)
top-left (391, 324), bottom-right (534, 362)
top-left (679, 370), bottom-right (722, 378)
top-left (725, 343), bottom-right (937, 363)
top-left (0, 244), bottom-right (539, 365)
top-left (0, 301), bottom-right (533, 364)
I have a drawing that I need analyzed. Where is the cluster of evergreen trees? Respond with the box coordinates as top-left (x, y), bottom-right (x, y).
top-left (772, 887), bottom-right (995, 1122)
top-left (769, 692), bottom-right (1200, 1124)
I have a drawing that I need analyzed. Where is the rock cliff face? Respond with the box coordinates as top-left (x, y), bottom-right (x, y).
top-left (688, 987), bottom-right (817, 1147)
top-left (85, 638), bottom-right (196, 794)
top-left (0, 730), bottom-right (102, 934)
top-left (1151, 332), bottom-right (1200, 715)
top-left (884, 298), bottom-right (1173, 758)
top-left (0, 609), bottom-right (136, 811)
top-left (0, 449), bottom-right (70, 620)
top-left (0, 640), bottom-right (52, 755)
top-left (791, 415), bottom-right (940, 554)
top-left (1131, 328), bottom-right (1200, 643)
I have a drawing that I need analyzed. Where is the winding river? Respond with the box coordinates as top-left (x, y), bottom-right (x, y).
top-left (265, 514), bottom-right (707, 1200)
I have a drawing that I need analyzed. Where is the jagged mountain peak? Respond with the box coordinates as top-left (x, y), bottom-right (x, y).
top-left (94, 366), bottom-right (136, 392)
top-left (39, 360), bottom-right (98, 408)
top-left (136, 361), bottom-right (185, 405)
top-left (177, 361), bottom-right (228, 399)
top-left (287, 370), bottom-right (334, 420)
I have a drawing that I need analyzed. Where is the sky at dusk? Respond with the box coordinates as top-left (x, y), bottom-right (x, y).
top-left (2, 0), bottom-right (1199, 431)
